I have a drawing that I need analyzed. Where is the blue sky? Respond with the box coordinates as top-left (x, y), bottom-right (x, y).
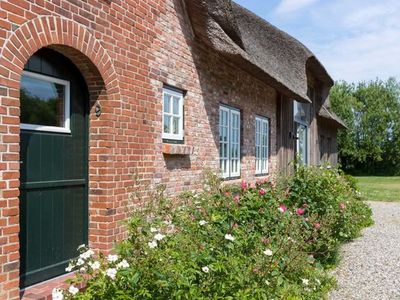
top-left (235, 0), bottom-right (400, 83)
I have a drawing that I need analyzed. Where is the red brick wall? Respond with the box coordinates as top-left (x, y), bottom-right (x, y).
top-left (0, 0), bottom-right (279, 297)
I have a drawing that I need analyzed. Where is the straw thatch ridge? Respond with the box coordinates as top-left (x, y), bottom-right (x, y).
top-left (319, 105), bottom-right (347, 128)
top-left (184, 0), bottom-right (334, 103)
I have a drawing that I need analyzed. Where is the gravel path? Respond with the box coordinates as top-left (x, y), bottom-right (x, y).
top-left (329, 201), bottom-right (400, 300)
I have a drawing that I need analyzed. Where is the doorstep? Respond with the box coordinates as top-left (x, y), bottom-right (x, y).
top-left (20, 273), bottom-right (74, 300)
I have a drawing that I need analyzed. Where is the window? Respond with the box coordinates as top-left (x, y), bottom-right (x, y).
top-left (296, 123), bottom-right (308, 165)
top-left (293, 101), bottom-right (310, 124)
top-left (294, 100), bottom-right (310, 165)
top-left (219, 105), bottom-right (240, 178)
top-left (162, 87), bottom-right (184, 141)
top-left (255, 116), bottom-right (269, 175)
top-left (20, 71), bottom-right (70, 133)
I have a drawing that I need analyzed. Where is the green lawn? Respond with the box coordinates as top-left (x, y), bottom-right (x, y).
top-left (355, 176), bottom-right (400, 202)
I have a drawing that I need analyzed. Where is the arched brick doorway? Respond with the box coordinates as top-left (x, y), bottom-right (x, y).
top-left (0, 16), bottom-right (121, 297)
top-left (19, 47), bottom-right (90, 287)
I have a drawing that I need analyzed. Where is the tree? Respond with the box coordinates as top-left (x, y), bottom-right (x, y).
top-left (330, 78), bottom-right (400, 175)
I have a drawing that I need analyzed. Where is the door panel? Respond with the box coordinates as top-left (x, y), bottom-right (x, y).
top-left (19, 48), bottom-right (88, 287)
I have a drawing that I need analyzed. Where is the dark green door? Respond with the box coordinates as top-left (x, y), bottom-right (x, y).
top-left (19, 48), bottom-right (89, 287)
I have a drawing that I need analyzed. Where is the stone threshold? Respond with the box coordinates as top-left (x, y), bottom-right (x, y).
top-left (20, 273), bottom-right (74, 300)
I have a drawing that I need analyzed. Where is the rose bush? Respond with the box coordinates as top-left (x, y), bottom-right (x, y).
top-left (58, 166), bottom-right (372, 299)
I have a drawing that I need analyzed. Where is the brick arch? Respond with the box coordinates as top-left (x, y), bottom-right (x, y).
top-left (0, 15), bottom-right (120, 96)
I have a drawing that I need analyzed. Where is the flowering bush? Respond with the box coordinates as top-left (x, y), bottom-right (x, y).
top-left (58, 166), bottom-right (372, 299)
top-left (281, 166), bottom-right (373, 264)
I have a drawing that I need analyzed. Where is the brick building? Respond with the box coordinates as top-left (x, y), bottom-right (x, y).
top-left (0, 0), bottom-right (344, 298)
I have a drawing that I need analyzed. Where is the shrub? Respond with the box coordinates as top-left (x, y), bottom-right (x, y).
top-left (281, 166), bottom-right (373, 264)
top-left (58, 166), bottom-right (372, 299)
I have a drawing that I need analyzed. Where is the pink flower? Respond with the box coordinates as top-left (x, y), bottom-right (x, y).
top-left (263, 177), bottom-right (270, 184)
top-left (250, 182), bottom-right (256, 189)
top-left (233, 195), bottom-right (240, 205)
top-left (296, 208), bottom-right (305, 216)
top-left (241, 180), bottom-right (248, 190)
top-left (339, 202), bottom-right (346, 211)
top-left (304, 217), bottom-right (309, 222)
top-left (259, 188), bottom-right (266, 196)
top-left (314, 222), bottom-right (321, 230)
top-left (278, 204), bottom-right (287, 213)
top-left (224, 192), bottom-right (231, 197)
top-left (261, 237), bottom-right (270, 245)
top-left (232, 223), bottom-right (239, 230)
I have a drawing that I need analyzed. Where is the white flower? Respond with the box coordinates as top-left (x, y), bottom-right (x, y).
top-left (224, 234), bottom-right (235, 241)
top-left (150, 227), bottom-right (158, 233)
top-left (202, 266), bottom-right (210, 273)
top-left (265, 280), bottom-right (270, 286)
top-left (79, 267), bottom-right (86, 272)
top-left (107, 254), bottom-right (119, 263)
top-left (302, 278), bottom-right (309, 286)
top-left (68, 285), bottom-right (79, 295)
top-left (89, 261), bottom-right (101, 270)
top-left (263, 249), bottom-right (273, 256)
top-left (52, 288), bottom-right (64, 300)
top-left (80, 249), bottom-right (94, 260)
top-left (315, 279), bottom-right (321, 285)
top-left (148, 240), bottom-right (158, 248)
top-left (76, 258), bottom-right (85, 266)
top-left (65, 263), bottom-right (74, 272)
top-left (77, 244), bottom-right (86, 250)
top-left (163, 220), bottom-right (172, 225)
top-left (199, 220), bottom-right (207, 226)
top-left (90, 261), bottom-right (99, 269)
top-left (116, 259), bottom-right (130, 269)
top-left (154, 233), bottom-right (166, 241)
top-left (106, 268), bottom-right (117, 279)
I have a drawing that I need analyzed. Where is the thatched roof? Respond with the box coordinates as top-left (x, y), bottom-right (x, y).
top-left (318, 105), bottom-right (347, 128)
top-left (183, 0), bottom-right (334, 103)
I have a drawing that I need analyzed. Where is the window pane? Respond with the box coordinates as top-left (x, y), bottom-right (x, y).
top-left (173, 97), bottom-right (180, 115)
top-left (224, 143), bottom-right (228, 158)
top-left (164, 115), bottom-right (171, 134)
top-left (297, 124), bottom-right (307, 165)
top-left (21, 75), bottom-right (66, 127)
top-left (172, 116), bottom-right (179, 134)
top-left (164, 94), bottom-right (171, 113)
top-left (294, 101), bottom-right (310, 124)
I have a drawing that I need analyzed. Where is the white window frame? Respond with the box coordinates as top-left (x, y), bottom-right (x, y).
top-left (219, 105), bottom-right (241, 179)
top-left (20, 71), bottom-right (71, 134)
top-left (162, 87), bottom-right (184, 141)
top-left (255, 116), bottom-right (269, 175)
